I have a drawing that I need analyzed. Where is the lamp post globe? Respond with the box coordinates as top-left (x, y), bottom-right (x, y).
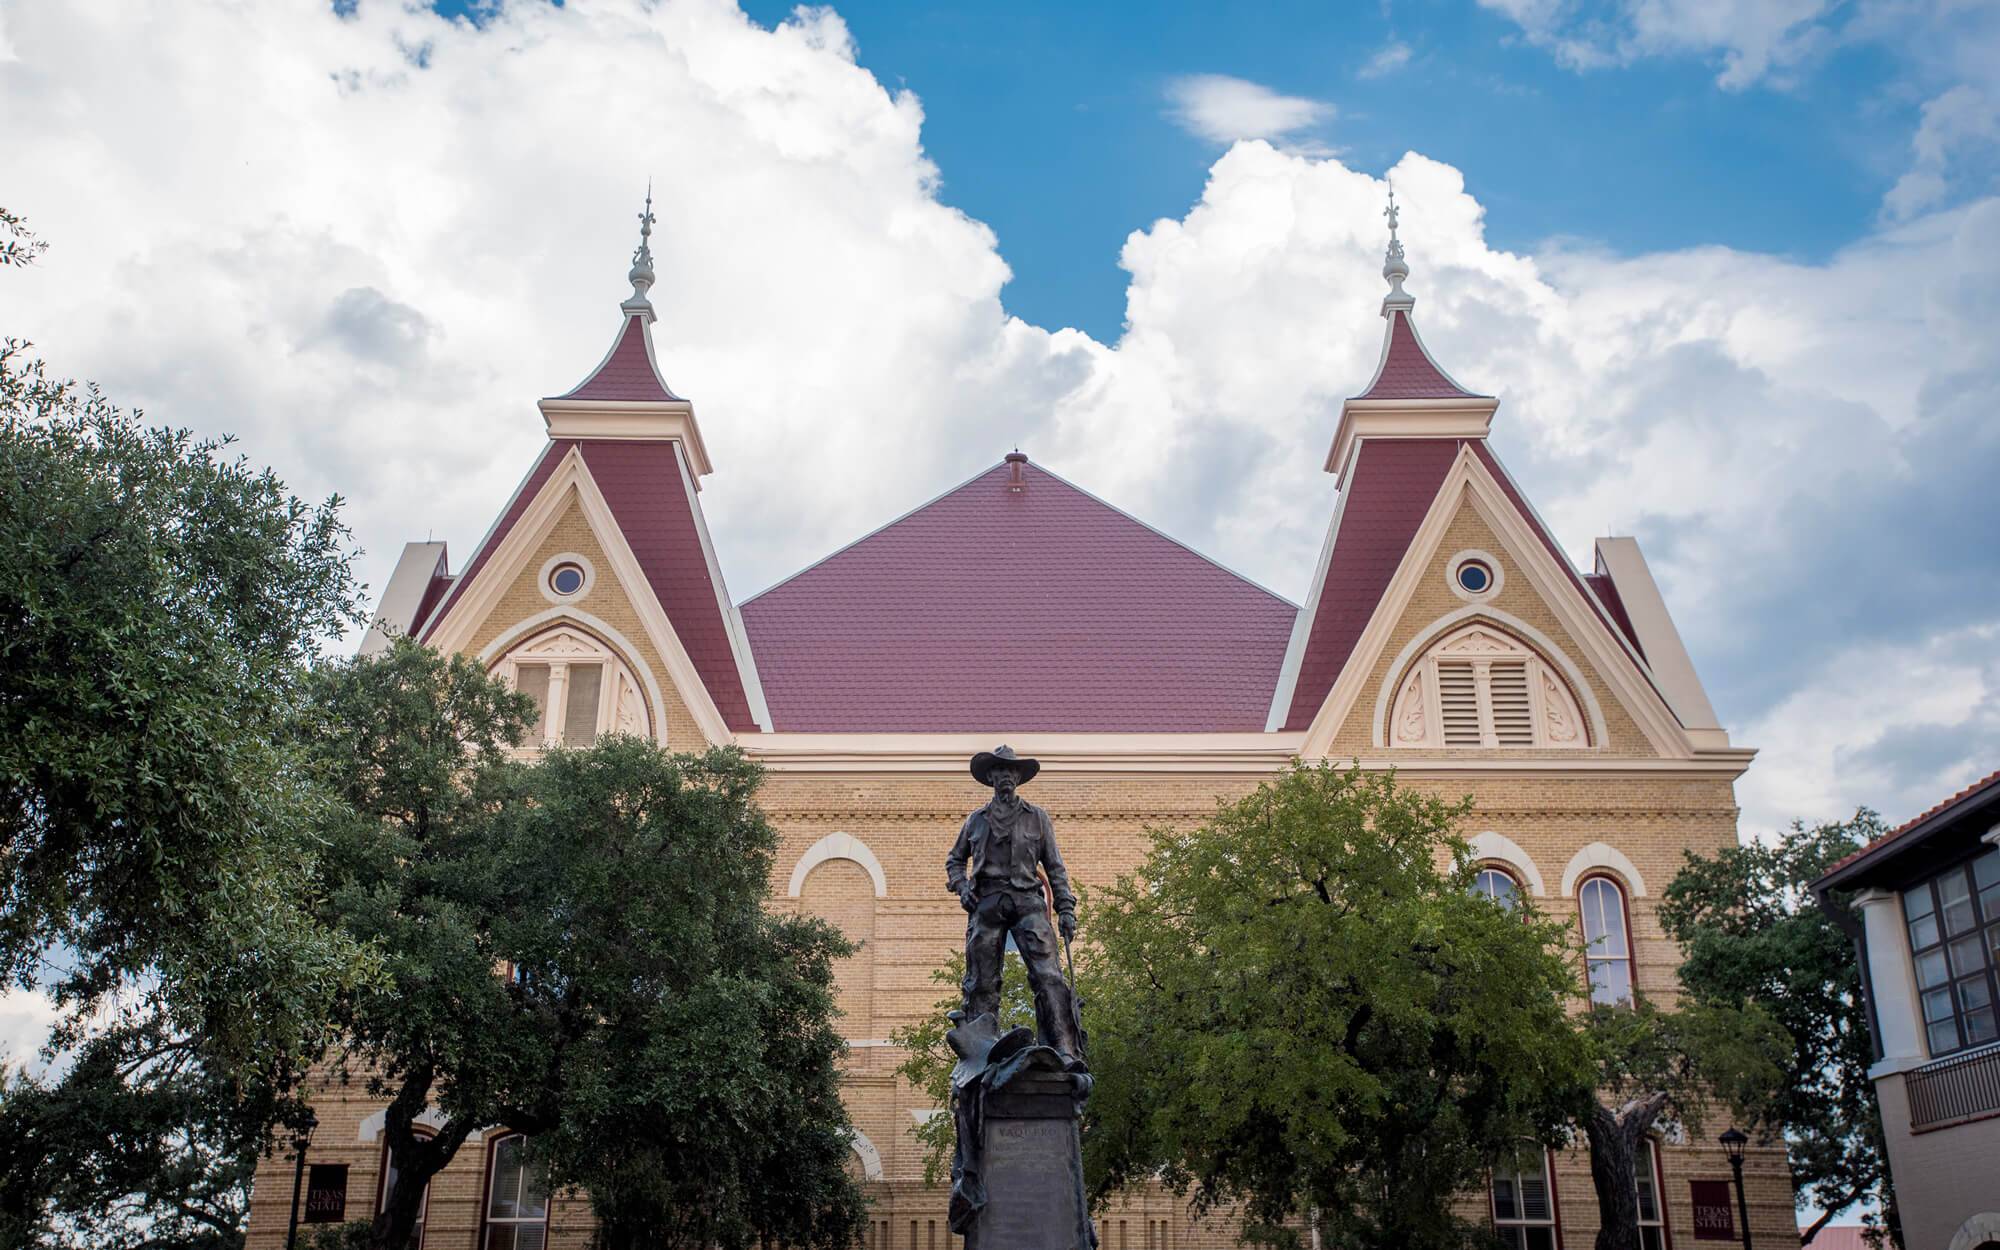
top-left (1717, 1128), bottom-right (1752, 1250)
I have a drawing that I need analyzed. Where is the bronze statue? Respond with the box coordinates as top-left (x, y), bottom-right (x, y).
top-left (942, 746), bottom-right (1095, 1243)
top-left (946, 745), bottom-right (1085, 1068)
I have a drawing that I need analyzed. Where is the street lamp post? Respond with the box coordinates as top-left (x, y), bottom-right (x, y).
top-left (1718, 1127), bottom-right (1752, 1250)
top-left (284, 1109), bottom-right (319, 1250)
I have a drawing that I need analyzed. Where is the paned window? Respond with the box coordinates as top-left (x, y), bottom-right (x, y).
top-left (1580, 875), bottom-right (1634, 1006)
top-left (482, 1134), bottom-right (549, 1250)
top-left (1473, 867), bottom-right (1521, 909)
top-left (495, 626), bottom-right (651, 748)
top-left (1490, 1146), bottom-right (1558, 1250)
top-left (377, 1127), bottom-right (434, 1249)
top-left (1635, 1138), bottom-right (1669, 1250)
top-left (1390, 624), bottom-right (1588, 749)
top-left (1904, 847), bottom-right (2000, 1056)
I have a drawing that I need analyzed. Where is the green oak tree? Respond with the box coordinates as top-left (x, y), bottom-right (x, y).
top-left (1572, 997), bottom-right (1785, 1250)
top-left (1659, 812), bottom-right (1898, 1245)
top-left (1079, 763), bottom-right (1592, 1250)
top-left (0, 207), bottom-right (369, 1249)
top-left (307, 640), bottom-right (865, 1250)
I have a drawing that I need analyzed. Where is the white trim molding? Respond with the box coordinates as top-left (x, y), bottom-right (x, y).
top-left (427, 446), bottom-right (737, 745)
top-left (1370, 607), bottom-right (1607, 751)
top-left (1948, 1212), bottom-right (2000, 1250)
top-left (478, 608), bottom-right (668, 748)
top-left (357, 1107), bottom-right (466, 1143)
top-left (1560, 842), bottom-right (1649, 898)
top-left (1446, 548), bottom-right (1504, 603)
top-left (788, 833), bottom-right (889, 899)
top-left (1468, 831), bottom-right (1547, 897)
top-left (846, 1128), bottom-right (884, 1181)
top-left (1300, 444), bottom-right (1701, 763)
top-left (536, 552), bottom-right (597, 605)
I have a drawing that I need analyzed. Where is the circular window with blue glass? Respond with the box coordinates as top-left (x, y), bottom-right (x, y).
top-left (538, 553), bottom-right (595, 604)
top-left (1447, 550), bottom-right (1502, 601)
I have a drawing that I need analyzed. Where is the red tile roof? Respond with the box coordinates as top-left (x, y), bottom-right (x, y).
top-left (554, 314), bottom-right (683, 403)
top-left (740, 459), bottom-right (1296, 732)
top-left (577, 441), bottom-right (755, 731)
top-left (419, 439), bottom-right (756, 733)
top-left (1282, 439), bottom-right (1460, 730)
top-left (418, 441), bottom-right (568, 637)
top-left (1354, 311), bottom-right (1478, 400)
top-left (1819, 767), bottom-right (2000, 882)
top-left (1583, 572), bottom-right (1645, 658)
top-left (1801, 1227), bottom-right (1870, 1250)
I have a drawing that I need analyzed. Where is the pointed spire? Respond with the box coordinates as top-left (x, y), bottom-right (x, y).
top-left (622, 182), bottom-right (657, 322)
top-left (1381, 186), bottom-right (1413, 316)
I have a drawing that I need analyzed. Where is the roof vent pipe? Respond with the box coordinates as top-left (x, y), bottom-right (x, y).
top-left (1005, 450), bottom-right (1027, 493)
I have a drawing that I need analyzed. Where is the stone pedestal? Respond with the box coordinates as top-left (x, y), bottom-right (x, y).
top-left (966, 1073), bottom-right (1094, 1250)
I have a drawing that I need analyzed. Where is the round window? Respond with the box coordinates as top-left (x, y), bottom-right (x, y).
top-left (548, 562), bottom-right (586, 597)
top-left (1456, 559), bottom-right (1493, 594)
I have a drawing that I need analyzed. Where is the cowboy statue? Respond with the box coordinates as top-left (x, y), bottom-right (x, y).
top-left (945, 744), bottom-right (1086, 1070)
top-left (942, 747), bottom-right (1096, 1245)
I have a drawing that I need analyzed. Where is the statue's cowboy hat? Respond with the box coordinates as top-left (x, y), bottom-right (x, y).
top-left (970, 744), bottom-right (1040, 787)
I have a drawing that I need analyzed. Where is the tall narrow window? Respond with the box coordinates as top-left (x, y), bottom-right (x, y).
top-left (1490, 1146), bottom-right (1557, 1250)
top-left (482, 1134), bottom-right (549, 1250)
top-left (1580, 875), bottom-right (1634, 1006)
top-left (1635, 1138), bottom-right (1669, 1250)
top-left (493, 626), bottom-right (652, 748)
top-left (377, 1127), bottom-right (434, 1249)
top-left (1390, 624), bottom-right (1588, 749)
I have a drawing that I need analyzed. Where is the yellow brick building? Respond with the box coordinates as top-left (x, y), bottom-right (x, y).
top-left (247, 212), bottom-right (1799, 1249)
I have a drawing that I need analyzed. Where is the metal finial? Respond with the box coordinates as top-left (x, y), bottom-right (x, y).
top-left (623, 182), bottom-right (657, 318)
top-left (1381, 184), bottom-right (1413, 315)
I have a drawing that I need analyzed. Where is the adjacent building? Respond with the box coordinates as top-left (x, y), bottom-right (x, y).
top-left (246, 201), bottom-right (1799, 1248)
top-left (1813, 771), bottom-right (2000, 1250)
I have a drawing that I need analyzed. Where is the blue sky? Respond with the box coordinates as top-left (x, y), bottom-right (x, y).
top-left (719, 0), bottom-right (1917, 342)
top-left (4, 0), bottom-right (1997, 849)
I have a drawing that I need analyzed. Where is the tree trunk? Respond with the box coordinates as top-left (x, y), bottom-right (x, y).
top-left (1581, 1093), bottom-right (1668, 1250)
top-left (367, 1072), bottom-right (477, 1250)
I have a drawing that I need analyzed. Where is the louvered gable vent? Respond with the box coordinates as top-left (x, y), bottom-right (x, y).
top-left (1388, 624), bottom-right (1589, 749)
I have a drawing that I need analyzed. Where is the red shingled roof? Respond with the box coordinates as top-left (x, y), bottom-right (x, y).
top-left (419, 439), bottom-right (756, 733)
top-left (1282, 439), bottom-right (1460, 730)
top-left (577, 440), bottom-right (755, 731)
top-left (1820, 767), bottom-right (2000, 881)
top-left (1354, 311), bottom-right (1478, 400)
top-left (554, 314), bottom-right (683, 403)
top-left (740, 458), bottom-right (1296, 732)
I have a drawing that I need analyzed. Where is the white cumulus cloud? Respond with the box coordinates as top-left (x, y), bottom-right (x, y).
top-left (3, 0), bottom-right (1995, 844)
top-left (1165, 73), bottom-right (1334, 144)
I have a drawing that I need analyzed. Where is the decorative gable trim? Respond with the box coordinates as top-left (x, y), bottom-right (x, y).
top-left (1297, 443), bottom-right (1696, 761)
top-left (536, 399), bottom-right (713, 478)
top-left (425, 446), bottom-right (736, 745)
top-left (1370, 608), bottom-right (1607, 750)
top-left (1324, 398), bottom-right (1498, 484)
top-left (476, 608), bottom-right (670, 748)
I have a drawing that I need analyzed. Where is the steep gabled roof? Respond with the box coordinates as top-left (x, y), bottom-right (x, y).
top-left (1354, 310), bottom-right (1480, 401)
top-left (740, 457), bottom-right (1296, 732)
top-left (418, 439), bottom-right (757, 733)
top-left (1280, 438), bottom-right (1461, 730)
top-left (553, 313), bottom-right (684, 403)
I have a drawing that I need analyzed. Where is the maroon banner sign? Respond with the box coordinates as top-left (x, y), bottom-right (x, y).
top-left (304, 1163), bottom-right (349, 1224)
top-left (1689, 1178), bottom-right (1735, 1241)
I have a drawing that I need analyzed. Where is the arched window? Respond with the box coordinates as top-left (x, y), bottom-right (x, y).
top-left (1390, 623), bottom-right (1588, 748)
top-left (1580, 875), bottom-right (1634, 1006)
top-left (493, 625), bottom-right (651, 748)
top-left (376, 1126), bottom-right (434, 1249)
top-left (1472, 867), bottom-right (1521, 909)
top-left (481, 1133), bottom-right (549, 1250)
top-left (1490, 1145), bottom-right (1557, 1249)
